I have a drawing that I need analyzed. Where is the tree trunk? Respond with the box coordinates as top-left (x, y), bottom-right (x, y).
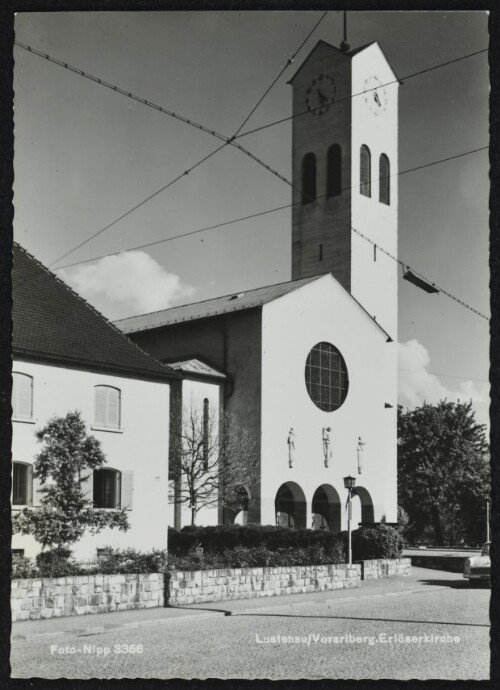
top-left (191, 508), bottom-right (196, 526)
top-left (431, 504), bottom-right (444, 545)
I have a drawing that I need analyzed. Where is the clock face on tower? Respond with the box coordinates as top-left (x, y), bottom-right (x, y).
top-left (305, 74), bottom-right (337, 116)
top-left (363, 75), bottom-right (388, 115)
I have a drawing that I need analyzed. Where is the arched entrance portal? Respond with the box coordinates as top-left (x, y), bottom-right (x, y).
top-left (351, 486), bottom-right (375, 525)
top-left (223, 486), bottom-right (250, 526)
top-left (311, 484), bottom-right (341, 531)
top-left (275, 482), bottom-right (307, 529)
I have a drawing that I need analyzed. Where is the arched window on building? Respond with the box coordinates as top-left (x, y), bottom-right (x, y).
top-left (326, 144), bottom-right (342, 198)
top-left (302, 153), bottom-right (317, 204)
top-left (379, 154), bottom-right (390, 205)
top-left (94, 385), bottom-right (121, 429)
top-left (360, 145), bottom-right (371, 197)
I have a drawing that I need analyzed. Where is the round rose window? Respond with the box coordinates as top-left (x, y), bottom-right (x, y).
top-left (305, 342), bottom-right (349, 411)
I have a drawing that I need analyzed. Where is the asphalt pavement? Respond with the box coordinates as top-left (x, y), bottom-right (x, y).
top-left (11, 567), bottom-right (490, 680)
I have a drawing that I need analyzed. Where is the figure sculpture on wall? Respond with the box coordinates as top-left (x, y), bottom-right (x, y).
top-left (357, 436), bottom-right (365, 474)
top-left (287, 428), bottom-right (296, 468)
top-left (322, 427), bottom-right (332, 467)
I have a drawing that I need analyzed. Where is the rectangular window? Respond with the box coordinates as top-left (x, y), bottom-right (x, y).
top-left (12, 463), bottom-right (32, 505)
top-left (12, 373), bottom-right (33, 419)
top-left (93, 469), bottom-right (121, 508)
top-left (94, 386), bottom-right (121, 429)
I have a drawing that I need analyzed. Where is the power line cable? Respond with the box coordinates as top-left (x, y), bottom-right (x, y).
top-left (53, 145), bottom-right (489, 321)
top-left (17, 39), bottom-right (488, 265)
top-left (53, 144), bottom-right (488, 269)
top-left (234, 47), bottom-right (488, 140)
top-left (48, 143), bottom-right (228, 268)
top-left (232, 11), bottom-right (327, 137)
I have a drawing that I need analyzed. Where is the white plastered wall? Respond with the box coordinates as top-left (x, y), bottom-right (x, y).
top-left (168, 377), bottom-right (222, 528)
top-left (351, 43), bottom-right (399, 339)
top-left (11, 359), bottom-right (170, 559)
top-left (260, 275), bottom-right (398, 530)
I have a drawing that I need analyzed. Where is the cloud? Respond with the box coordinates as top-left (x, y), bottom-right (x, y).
top-left (60, 251), bottom-right (195, 320)
top-left (398, 339), bottom-right (489, 425)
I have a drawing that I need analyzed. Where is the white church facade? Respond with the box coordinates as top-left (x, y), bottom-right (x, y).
top-left (116, 38), bottom-right (400, 532)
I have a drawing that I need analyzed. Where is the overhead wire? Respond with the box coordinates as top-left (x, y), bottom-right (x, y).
top-left (234, 47), bottom-right (489, 140)
top-left (15, 38), bottom-right (488, 320)
top-left (53, 144), bottom-right (489, 321)
top-left (16, 39), bottom-right (488, 266)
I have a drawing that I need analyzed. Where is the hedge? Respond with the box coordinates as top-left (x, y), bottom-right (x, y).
top-left (339, 525), bottom-right (403, 561)
top-left (168, 524), bottom-right (345, 553)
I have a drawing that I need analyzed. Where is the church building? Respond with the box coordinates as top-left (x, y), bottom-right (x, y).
top-left (116, 38), bottom-right (399, 531)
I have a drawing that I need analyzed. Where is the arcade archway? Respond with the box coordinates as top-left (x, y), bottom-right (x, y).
top-left (351, 485), bottom-right (375, 524)
top-left (275, 482), bottom-right (307, 529)
top-left (311, 484), bottom-right (341, 531)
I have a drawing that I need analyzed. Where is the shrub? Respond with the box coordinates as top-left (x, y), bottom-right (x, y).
top-left (340, 525), bottom-right (403, 561)
top-left (36, 548), bottom-right (80, 577)
top-left (12, 555), bottom-right (38, 579)
top-left (95, 548), bottom-right (169, 574)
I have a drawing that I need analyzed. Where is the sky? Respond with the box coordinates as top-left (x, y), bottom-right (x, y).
top-left (12, 10), bottom-right (490, 426)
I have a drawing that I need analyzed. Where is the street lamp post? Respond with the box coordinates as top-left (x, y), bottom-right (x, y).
top-left (344, 475), bottom-right (356, 565)
top-left (486, 499), bottom-right (490, 542)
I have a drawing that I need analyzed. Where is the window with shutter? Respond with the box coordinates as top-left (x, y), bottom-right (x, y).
top-left (93, 468), bottom-right (121, 508)
top-left (326, 144), bottom-right (342, 198)
top-left (12, 462), bottom-right (32, 506)
top-left (12, 373), bottom-right (33, 419)
top-left (302, 153), bottom-right (317, 204)
top-left (94, 385), bottom-right (121, 429)
top-left (360, 145), bottom-right (371, 198)
top-left (379, 154), bottom-right (390, 205)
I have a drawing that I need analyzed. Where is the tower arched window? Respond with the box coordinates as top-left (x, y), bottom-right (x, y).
top-left (379, 154), bottom-right (390, 205)
top-left (326, 144), bottom-right (342, 198)
top-left (302, 153), bottom-right (317, 204)
top-left (360, 145), bottom-right (371, 198)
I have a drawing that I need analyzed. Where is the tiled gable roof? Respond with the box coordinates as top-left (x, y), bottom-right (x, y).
top-left (115, 276), bottom-right (322, 334)
top-left (12, 243), bottom-right (176, 380)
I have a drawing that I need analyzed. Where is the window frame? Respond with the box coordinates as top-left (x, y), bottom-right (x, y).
top-left (301, 152), bottom-right (317, 205)
top-left (93, 467), bottom-right (122, 509)
top-left (12, 461), bottom-right (33, 507)
top-left (326, 144), bottom-right (342, 198)
top-left (93, 385), bottom-right (122, 432)
top-left (360, 145), bottom-right (371, 198)
top-left (379, 153), bottom-right (390, 205)
top-left (12, 372), bottom-right (34, 422)
top-left (305, 342), bottom-right (349, 412)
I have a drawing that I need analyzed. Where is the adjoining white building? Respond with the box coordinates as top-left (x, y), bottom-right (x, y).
top-left (115, 38), bottom-right (400, 532)
top-left (11, 243), bottom-right (176, 559)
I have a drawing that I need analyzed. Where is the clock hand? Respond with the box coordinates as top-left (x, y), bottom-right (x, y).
top-left (373, 90), bottom-right (381, 107)
top-left (317, 88), bottom-right (329, 105)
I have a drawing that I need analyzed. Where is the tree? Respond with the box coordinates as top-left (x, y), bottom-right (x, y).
top-left (398, 401), bottom-right (489, 546)
top-left (13, 411), bottom-right (129, 552)
top-left (169, 404), bottom-right (258, 526)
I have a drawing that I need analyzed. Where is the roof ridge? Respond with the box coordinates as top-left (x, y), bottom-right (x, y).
top-left (115, 274), bottom-right (319, 324)
top-left (13, 242), bottom-right (177, 377)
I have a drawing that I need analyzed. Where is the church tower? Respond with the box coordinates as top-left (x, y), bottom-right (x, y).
top-left (289, 40), bottom-right (399, 337)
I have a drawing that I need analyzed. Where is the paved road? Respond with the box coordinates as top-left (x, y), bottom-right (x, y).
top-left (11, 568), bottom-right (490, 680)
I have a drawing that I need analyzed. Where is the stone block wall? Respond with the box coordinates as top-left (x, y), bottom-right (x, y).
top-left (358, 558), bottom-right (411, 580)
top-left (167, 564), bottom-right (361, 606)
top-left (11, 573), bottom-right (164, 622)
